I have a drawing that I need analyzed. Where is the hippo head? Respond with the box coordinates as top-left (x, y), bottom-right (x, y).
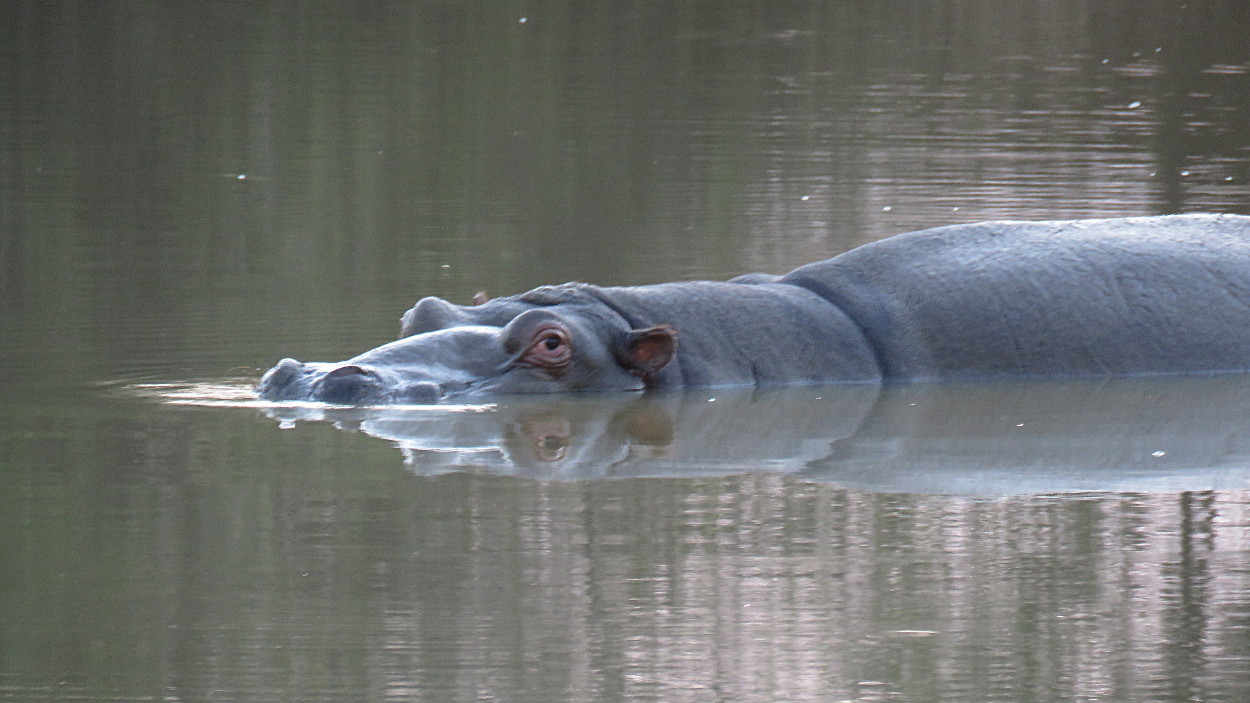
top-left (256, 285), bottom-right (678, 405)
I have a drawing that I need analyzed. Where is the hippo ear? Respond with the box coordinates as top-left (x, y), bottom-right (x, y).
top-left (622, 325), bottom-right (677, 384)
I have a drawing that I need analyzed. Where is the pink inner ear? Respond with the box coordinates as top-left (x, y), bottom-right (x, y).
top-left (628, 325), bottom-right (677, 373)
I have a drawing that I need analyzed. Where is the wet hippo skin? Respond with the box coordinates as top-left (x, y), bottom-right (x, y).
top-left (257, 214), bottom-right (1250, 404)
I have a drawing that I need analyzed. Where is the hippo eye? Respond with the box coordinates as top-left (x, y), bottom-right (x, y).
top-left (522, 326), bottom-right (572, 369)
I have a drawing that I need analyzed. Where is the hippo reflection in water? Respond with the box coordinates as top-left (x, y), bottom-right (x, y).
top-left (259, 378), bottom-right (1250, 493)
top-left (257, 214), bottom-right (1250, 405)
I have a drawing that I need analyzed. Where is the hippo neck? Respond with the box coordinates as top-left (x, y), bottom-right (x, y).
top-left (588, 280), bottom-right (882, 387)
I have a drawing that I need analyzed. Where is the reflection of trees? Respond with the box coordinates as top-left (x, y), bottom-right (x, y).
top-left (5, 1), bottom-right (1248, 390)
top-left (4, 402), bottom-right (1250, 701)
top-left (228, 473), bottom-right (1250, 701)
top-left (1088, 1), bottom-right (1250, 212)
top-left (384, 479), bottom-right (1245, 702)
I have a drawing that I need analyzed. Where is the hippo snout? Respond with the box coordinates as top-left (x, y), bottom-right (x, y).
top-left (256, 359), bottom-right (388, 404)
top-left (257, 356), bottom-right (455, 404)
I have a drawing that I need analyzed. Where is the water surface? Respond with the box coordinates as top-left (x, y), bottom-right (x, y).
top-left (3, 1), bottom-right (1250, 701)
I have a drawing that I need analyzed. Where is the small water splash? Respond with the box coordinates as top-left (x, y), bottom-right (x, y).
top-left (128, 379), bottom-right (262, 406)
top-left (121, 379), bottom-right (495, 413)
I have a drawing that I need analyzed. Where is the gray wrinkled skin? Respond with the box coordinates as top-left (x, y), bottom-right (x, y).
top-left (257, 214), bottom-right (1250, 404)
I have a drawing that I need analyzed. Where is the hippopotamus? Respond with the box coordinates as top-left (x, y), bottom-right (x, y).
top-left (256, 214), bottom-right (1250, 405)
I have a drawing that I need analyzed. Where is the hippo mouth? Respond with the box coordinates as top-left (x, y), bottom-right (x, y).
top-left (256, 358), bottom-right (460, 405)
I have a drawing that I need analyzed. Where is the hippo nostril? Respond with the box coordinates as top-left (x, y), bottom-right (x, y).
top-left (317, 365), bottom-right (382, 404)
top-left (257, 358), bottom-right (305, 398)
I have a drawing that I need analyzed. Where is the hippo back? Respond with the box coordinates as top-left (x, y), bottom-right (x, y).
top-left (780, 214), bottom-right (1250, 380)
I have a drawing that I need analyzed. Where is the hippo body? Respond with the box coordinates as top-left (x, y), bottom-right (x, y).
top-left (257, 214), bottom-right (1250, 404)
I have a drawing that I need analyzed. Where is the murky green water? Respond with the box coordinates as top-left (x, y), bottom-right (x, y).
top-left (3, 1), bottom-right (1250, 701)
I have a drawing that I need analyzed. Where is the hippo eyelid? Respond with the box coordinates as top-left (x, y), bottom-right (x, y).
top-left (500, 351), bottom-right (565, 375)
top-left (521, 326), bottom-right (573, 369)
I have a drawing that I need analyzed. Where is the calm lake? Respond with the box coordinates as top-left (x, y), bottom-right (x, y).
top-left (3, 1), bottom-right (1250, 702)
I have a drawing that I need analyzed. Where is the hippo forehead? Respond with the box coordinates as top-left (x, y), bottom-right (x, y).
top-left (352, 325), bottom-right (504, 370)
top-left (400, 283), bottom-right (624, 337)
